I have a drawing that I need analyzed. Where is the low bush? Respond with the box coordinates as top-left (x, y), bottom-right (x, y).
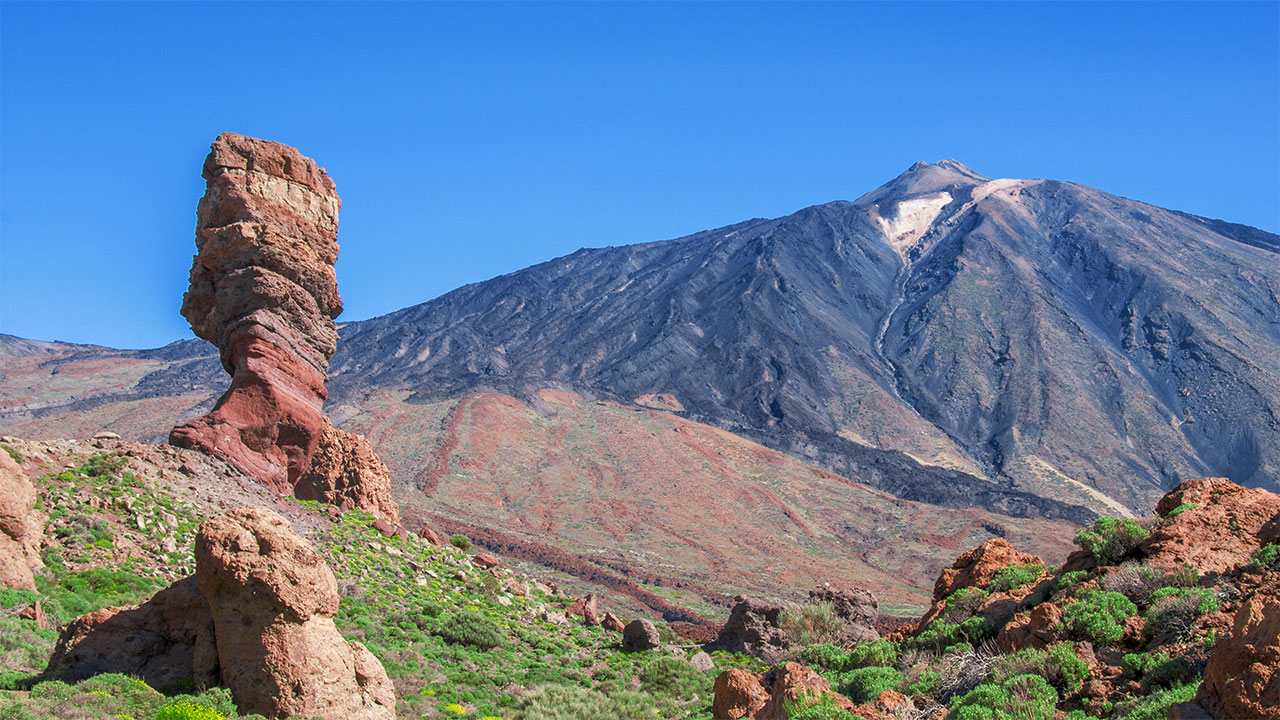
top-left (781, 601), bottom-right (844, 649)
top-left (1144, 589), bottom-right (1217, 644)
top-left (1051, 570), bottom-right (1089, 595)
top-left (1, 443), bottom-right (22, 463)
top-left (637, 656), bottom-right (703, 698)
top-left (787, 690), bottom-right (862, 720)
top-left (834, 665), bottom-right (903, 704)
top-left (1246, 543), bottom-right (1280, 573)
top-left (1101, 561), bottom-right (1167, 605)
top-left (949, 673), bottom-right (1058, 720)
top-left (437, 610), bottom-right (505, 649)
top-left (1061, 591), bottom-right (1137, 645)
top-left (449, 534), bottom-right (472, 551)
top-left (845, 639), bottom-right (896, 669)
top-left (1074, 517), bottom-right (1149, 565)
top-left (511, 684), bottom-right (619, 720)
top-left (987, 562), bottom-right (1044, 593)
top-left (991, 643), bottom-right (1087, 694)
top-left (1114, 682), bottom-right (1200, 720)
top-left (799, 643), bottom-right (850, 672)
top-left (1162, 503), bottom-right (1198, 519)
top-left (940, 587), bottom-right (989, 623)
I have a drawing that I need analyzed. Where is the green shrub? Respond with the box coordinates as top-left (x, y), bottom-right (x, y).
top-left (1115, 681), bottom-right (1200, 720)
top-left (940, 587), bottom-right (990, 622)
top-left (511, 684), bottom-right (617, 720)
top-left (987, 562), bottom-right (1044, 593)
top-left (799, 643), bottom-right (851, 672)
top-left (1, 443), bottom-right (22, 463)
top-left (1061, 591), bottom-right (1137, 644)
top-left (449, 534), bottom-right (472, 551)
top-left (949, 674), bottom-right (1058, 720)
top-left (781, 602), bottom-right (844, 649)
top-left (1052, 570), bottom-right (1088, 594)
top-left (1074, 517), bottom-right (1149, 564)
top-left (788, 690), bottom-right (863, 720)
top-left (1149, 587), bottom-right (1218, 615)
top-left (1162, 503), bottom-right (1198, 519)
top-left (1246, 543), bottom-right (1280, 573)
top-left (638, 655), bottom-right (703, 697)
top-left (75, 452), bottom-right (128, 478)
top-left (437, 610), bottom-right (505, 649)
top-left (991, 643), bottom-right (1086, 694)
top-left (835, 665), bottom-right (903, 703)
top-left (845, 639), bottom-right (897, 669)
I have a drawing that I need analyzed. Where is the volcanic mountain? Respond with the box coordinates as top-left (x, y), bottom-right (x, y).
top-left (3, 160), bottom-right (1278, 611)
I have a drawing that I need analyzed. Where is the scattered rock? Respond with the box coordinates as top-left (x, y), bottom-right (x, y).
top-left (196, 506), bottom-right (396, 719)
top-left (711, 668), bottom-right (769, 719)
top-left (19, 600), bottom-right (47, 629)
top-left (417, 526), bottom-right (443, 545)
top-left (709, 596), bottom-right (789, 661)
top-left (1198, 588), bottom-right (1280, 720)
top-left (91, 431), bottom-right (120, 441)
top-left (502, 578), bottom-right (529, 597)
top-left (601, 612), bottom-right (625, 632)
top-left (622, 618), bottom-right (661, 651)
top-left (46, 577), bottom-right (217, 690)
top-left (0, 450), bottom-right (41, 590)
top-left (373, 519), bottom-right (395, 537)
top-left (566, 593), bottom-right (600, 626)
top-left (689, 650), bottom-right (715, 672)
top-left (471, 552), bottom-right (500, 569)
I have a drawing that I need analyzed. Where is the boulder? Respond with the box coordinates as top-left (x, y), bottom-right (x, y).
top-left (1198, 588), bottom-right (1280, 719)
top-left (196, 506), bottom-right (396, 719)
top-left (996, 602), bottom-right (1062, 652)
top-left (917, 538), bottom-right (1041, 630)
top-left (689, 650), bottom-right (716, 672)
top-left (712, 668), bottom-right (769, 719)
top-left (808, 585), bottom-right (879, 644)
top-left (0, 451), bottom-right (41, 590)
top-left (710, 596), bottom-right (789, 661)
top-left (471, 552), bottom-right (501, 569)
top-left (169, 133), bottom-right (398, 524)
top-left (46, 577), bottom-right (218, 690)
top-left (601, 612), bottom-right (625, 632)
top-left (566, 593), bottom-right (600, 626)
top-left (622, 618), bottom-right (661, 651)
top-left (296, 426), bottom-right (400, 525)
top-left (1141, 477), bottom-right (1280, 574)
top-left (755, 662), bottom-right (860, 720)
top-left (417, 526), bottom-right (443, 545)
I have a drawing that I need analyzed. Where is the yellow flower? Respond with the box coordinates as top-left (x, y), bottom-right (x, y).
top-left (444, 703), bottom-right (467, 715)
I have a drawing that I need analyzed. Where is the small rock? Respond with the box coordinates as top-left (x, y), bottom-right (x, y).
top-left (566, 594), bottom-right (600, 626)
top-left (472, 553), bottom-right (500, 569)
top-left (689, 650), bottom-right (715, 672)
top-left (417, 527), bottom-right (443, 545)
top-left (601, 612), bottom-right (625, 632)
top-left (373, 519), bottom-right (395, 537)
top-left (497, 597), bottom-right (512, 607)
top-left (622, 619), bottom-right (661, 651)
top-left (19, 601), bottom-right (47, 629)
top-left (92, 431), bottom-right (120, 441)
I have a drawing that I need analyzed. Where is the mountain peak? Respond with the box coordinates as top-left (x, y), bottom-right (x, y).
top-left (857, 159), bottom-right (989, 206)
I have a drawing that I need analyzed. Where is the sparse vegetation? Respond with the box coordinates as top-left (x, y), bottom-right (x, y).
top-left (780, 602), bottom-right (844, 650)
top-left (1074, 517), bottom-right (1149, 565)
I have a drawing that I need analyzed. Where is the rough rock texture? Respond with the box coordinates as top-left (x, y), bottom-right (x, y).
top-left (601, 612), bottom-right (625, 632)
top-left (196, 506), bottom-right (395, 720)
top-left (46, 577), bottom-right (217, 689)
top-left (996, 602), bottom-right (1062, 652)
top-left (712, 668), bottom-right (769, 720)
top-left (755, 663), bottom-right (860, 720)
top-left (566, 593), bottom-right (600, 626)
top-left (169, 133), bottom-right (398, 524)
top-left (0, 451), bottom-right (41, 590)
top-left (1198, 588), bottom-right (1280, 720)
top-left (622, 618), bottom-right (661, 651)
top-left (808, 585), bottom-right (879, 644)
top-left (918, 539), bottom-right (1041, 629)
top-left (1141, 477), bottom-right (1280, 573)
top-left (711, 596), bottom-right (790, 661)
top-left (296, 426), bottom-right (399, 524)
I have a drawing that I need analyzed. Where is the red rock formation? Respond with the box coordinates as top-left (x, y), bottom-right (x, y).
top-left (755, 663), bottom-right (860, 720)
top-left (917, 538), bottom-right (1041, 630)
top-left (170, 133), bottom-right (398, 524)
top-left (996, 602), bottom-right (1062, 652)
top-left (0, 451), bottom-right (41, 590)
top-left (1141, 477), bottom-right (1280, 573)
top-left (1199, 587), bottom-right (1280, 720)
top-left (566, 593), bottom-right (600, 626)
top-left (196, 506), bottom-right (396, 720)
top-left (46, 577), bottom-right (218, 690)
top-left (712, 668), bottom-right (769, 719)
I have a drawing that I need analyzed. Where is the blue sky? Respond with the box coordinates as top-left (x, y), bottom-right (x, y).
top-left (2, 1), bottom-right (1277, 349)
